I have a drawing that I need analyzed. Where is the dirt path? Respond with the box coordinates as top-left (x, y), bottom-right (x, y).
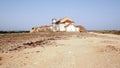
top-left (0, 32), bottom-right (120, 68)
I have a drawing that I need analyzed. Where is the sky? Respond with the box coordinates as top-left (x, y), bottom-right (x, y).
top-left (0, 0), bottom-right (120, 31)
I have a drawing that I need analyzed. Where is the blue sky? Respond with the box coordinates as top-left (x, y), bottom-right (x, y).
top-left (0, 0), bottom-right (120, 30)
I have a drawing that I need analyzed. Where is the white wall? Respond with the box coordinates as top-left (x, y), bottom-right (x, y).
top-left (59, 24), bottom-right (66, 31)
top-left (52, 24), bottom-right (59, 32)
top-left (65, 22), bottom-right (69, 26)
top-left (76, 27), bottom-right (80, 32)
top-left (52, 22), bottom-right (79, 32)
top-left (52, 24), bottom-right (56, 32)
top-left (66, 25), bottom-right (76, 32)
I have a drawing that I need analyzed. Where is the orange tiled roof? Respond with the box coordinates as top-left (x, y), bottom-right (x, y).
top-left (56, 18), bottom-right (74, 24)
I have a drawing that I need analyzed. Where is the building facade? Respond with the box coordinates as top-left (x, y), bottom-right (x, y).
top-left (52, 18), bottom-right (80, 32)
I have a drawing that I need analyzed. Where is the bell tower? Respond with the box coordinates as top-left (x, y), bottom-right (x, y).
top-left (52, 18), bottom-right (57, 32)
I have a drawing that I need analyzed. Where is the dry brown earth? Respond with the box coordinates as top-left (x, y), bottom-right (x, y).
top-left (0, 32), bottom-right (120, 68)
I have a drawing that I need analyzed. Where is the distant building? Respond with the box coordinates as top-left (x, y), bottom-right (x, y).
top-left (51, 18), bottom-right (83, 32)
top-left (30, 17), bottom-right (86, 33)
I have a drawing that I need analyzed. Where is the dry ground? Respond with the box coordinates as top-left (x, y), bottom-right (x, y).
top-left (0, 32), bottom-right (120, 68)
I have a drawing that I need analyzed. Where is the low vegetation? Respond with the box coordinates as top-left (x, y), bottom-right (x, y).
top-left (0, 31), bottom-right (29, 34)
top-left (90, 30), bottom-right (120, 35)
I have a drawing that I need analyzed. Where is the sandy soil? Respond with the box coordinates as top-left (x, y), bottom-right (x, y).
top-left (0, 32), bottom-right (120, 68)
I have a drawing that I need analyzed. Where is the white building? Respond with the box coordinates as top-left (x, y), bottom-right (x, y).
top-left (30, 17), bottom-right (86, 33)
top-left (52, 18), bottom-right (80, 32)
top-left (66, 24), bottom-right (78, 32)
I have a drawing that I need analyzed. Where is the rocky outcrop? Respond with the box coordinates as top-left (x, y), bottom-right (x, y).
top-left (75, 25), bottom-right (87, 32)
top-left (30, 25), bottom-right (52, 33)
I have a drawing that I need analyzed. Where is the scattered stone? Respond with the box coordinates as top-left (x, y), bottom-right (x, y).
top-left (0, 63), bottom-right (2, 65)
top-left (36, 51), bottom-right (40, 53)
top-left (0, 57), bottom-right (2, 61)
top-left (25, 56), bottom-right (28, 58)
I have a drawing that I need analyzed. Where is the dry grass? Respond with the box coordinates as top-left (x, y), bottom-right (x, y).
top-left (0, 32), bottom-right (90, 53)
top-left (0, 32), bottom-right (66, 53)
top-left (91, 30), bottom-right (120, 35)
top-left (0, 31), bottom-right (120, 68)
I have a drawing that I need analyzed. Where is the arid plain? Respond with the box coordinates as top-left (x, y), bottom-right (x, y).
top-left (0, 32), bottom-right (120, 68)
